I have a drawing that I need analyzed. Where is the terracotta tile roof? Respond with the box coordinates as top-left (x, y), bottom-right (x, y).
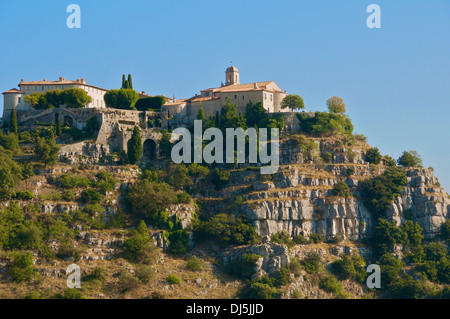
top-left (19, 80), bottom-right (108, 92)
top-left (203, 81), bottom-right (281, 93)
top-left (188, 96), bottom-right (220, 103)
top-left (2, 88), bottom-right (24, 94)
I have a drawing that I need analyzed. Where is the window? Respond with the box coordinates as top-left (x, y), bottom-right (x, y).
top-left (18, 97), bottom-right (21, 103)
top-left (242, 95), bottom-right (244, 100)
top-left (41, 86), bottom-right (44, 90)
top-left (264, 93), bottom-right (267, 99)
top-left (234, 95), bottom-right (237, 99)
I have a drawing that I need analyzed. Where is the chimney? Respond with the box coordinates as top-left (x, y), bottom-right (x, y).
top-left (173, 95), bottom-right (176, 102)
top-left (59, 77), bottom-right (63, 81)
top-left (20, 79), bottom-right (23, 82)
top-left (81, 78), bottom-right (86, 84)
top-left (43, 79), bottom-right (47, 82)
top-left (254, 82), bottom-right (258, 89)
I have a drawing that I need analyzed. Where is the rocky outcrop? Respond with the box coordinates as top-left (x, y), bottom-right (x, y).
top-left (222, 243), bottom-right (290, 278)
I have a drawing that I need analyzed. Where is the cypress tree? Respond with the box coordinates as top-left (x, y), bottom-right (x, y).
top-left (55, 115), bottom-right (62, 136)
top-left (10, 108), bottom-right (18, 134)
top-left (197, 103), bottom-right (206, 121)
top-left (127, 74), bottom-right (133, 90)
top-left (127, 126), bottom-right (142, 164)
top-left (122, 74), bottom-right (126, 89)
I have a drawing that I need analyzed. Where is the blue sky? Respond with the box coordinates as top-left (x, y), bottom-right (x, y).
top-left (1, 0), bottom-right (449, 191)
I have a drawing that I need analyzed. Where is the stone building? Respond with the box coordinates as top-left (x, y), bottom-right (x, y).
top-left (163, 66), bottom-right (288, 125)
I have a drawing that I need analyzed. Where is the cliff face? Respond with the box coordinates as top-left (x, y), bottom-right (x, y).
top-left (201, 136), bottom-right (450, 240)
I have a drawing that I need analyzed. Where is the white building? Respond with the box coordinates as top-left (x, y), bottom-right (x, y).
top-left (1, 77), bottom-right (108, 126)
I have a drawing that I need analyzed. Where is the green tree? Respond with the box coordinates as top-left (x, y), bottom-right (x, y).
top-left (327, 96), bottom-right (346, 114)
top-left (10, 109), bottom-right (18, 134)
top-left (126, 180), bottom-right (176, 222)
top-left (197, 104), bottom-right (206, 121)
top-left (220, 98), bottom-right (247, 130)
top-left (9, 252), bottom-right (37, 282)
top-left (122, 74), bottom-right (126, 89)
top-left (281, 95), bottom-right (305, 111)
top-left (127, 74), bottom-right (133, 90)
top-left (245, 101), bottom-right (267, 128)
top-left (61, 88), bottom-right (92, 108)
top-left (105, 88), bottom-right (139, 110)
top-left (33, 131), bottom-right (60, 167)
top-left (397, 150), bottom-right (423, 168)
top-left (365, 147), bottom-right (382, 164)
top-left (127, 126), bottom-right (142, 164)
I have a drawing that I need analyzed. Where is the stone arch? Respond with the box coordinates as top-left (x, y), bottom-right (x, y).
top-left (143, 139), bottom-right (157, 160)
top-left (63, 115), bottom-right (74, 127)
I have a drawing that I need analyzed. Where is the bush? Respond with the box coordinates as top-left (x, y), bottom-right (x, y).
top-left (84, 267), bottom-right (105, 282)
top-left (331, 181), bottom-right (351, 198)
top-left (166, 273), bottom-right (181, 285)
top-left (57, 288), bottom-right (85, 299)
top-left (293, 234), bottom-right (309, 245)
top-left (360, 166), bottom-right (407, 220)
top-left (270, 231), bottom-right (293, 247)
top-left (397, 150), bottom-right (423, 168)
top-left (346, 167), bottom-right (355, 176)
top-left (331, 255), bottom-right (356, 280)
top-left (135, 96), bottom-right (165, 111)
top-left (123, 230), bottom-right (157, 264)
top-left (288, 259), bottom-right (303, 276)
top-left (9, 252), bottom-right (37, 282)
top-left (297, 112), bottom-right (353, 137)
top-left (56, 243), bottom-right (81, 262)
top-left (302, 252), bottom-right (322, 274)
top-left (176, 192), bottom-right (191, 204)
top-left (167, 229), bottom-right (190, 255)
top-left (80, 189), bottom-right (102, 204)
top-left (390, 275), bottom-right (428, 299)
top-left (194, 213), bottom-right (257, 246)
top-left (377, 253), bottom-right (403, 287)
top-left (328, 233), bottom-right (344, 244)
top-left (126, 180), bottom-right (176, 224)
top-left (135, 264), bottom-right (156, 284)
top-left (319, 274), bottom-right (348, 298)
top-left (211, 168), bottom-right (230, 188)
top-left (118, 271), bottom-right (140, 292)
top-left (186, 256), bottom-right (202, 271)
top-left (309, 233), bottom-right (325, 244)
top-left (59, 174), bottom-right (92, 188)
top-left (245, 282), bottom-right (278, 299)
top-left (365, 147), bottom-right (382, 164)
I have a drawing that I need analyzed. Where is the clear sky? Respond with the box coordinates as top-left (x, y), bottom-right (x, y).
top-left (1, 0), bottom-right (449, 191)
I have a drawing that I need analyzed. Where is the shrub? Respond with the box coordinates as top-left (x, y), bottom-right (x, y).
top-left (270, 231), bottom-right (293, 247)
top-left (186, 256), bottom-right (202, 271)
top-left (135, 96), bottom-right (165, 111)
top-left (59, 174), bottom-right (92, 188)
top-left (331, 181), bottom-right (351, 198)
top-left (123, 230), bottom-right (157, 264)
top-left (211, 168), bottom-right (230, 188)
top-left (245, 282), bottom-right (278, 299)
top-left (194, 213), bottom-right (257, 246)
top-left (288, 258), bottom-right (303, 276)
top-left (346, 167), bottom-right (355, 176)
top-left (56, 243), bottom-right (81, 262)
top-left (293, 234), bottom-right (309, 245)
top-left (57, 288), bottom-right (85, 299)
top-left (441, 219), bottom-right (450, 240)
top-left (320, 274), bottom-right (348, 298)
top-left (397, 150), bottom-right (423, 168)
top-left (390, 275), bottom-right (428, 299)
top-left (302, 252), bottom-right (322, 274)
top-left (328, 233), bottom-right (344, 244)
top-left (135, 264), bottom-right (156, 283)
top-left (309, 233), bottom-right (325, 244)
top-left (84, 267), bottom-right (105, 282)
top-left (166, 273), bottom-right (181, 285)
top-left (331, 255), bottom-right (356, 280)
top-left (126, 180), bottom-right (176, 224)
top-left (118, 271), bottom-right (140, 292)
top-left (365, 147), bottom-right (382, 164)
top-left (13, 191), bottom-right (35, 201)
top-left (9, 252), bottom-right (37, 282)
top-left (80, 189), bottom-right (102, 204)
top-left (377, 253), bottom-right (403, 287)
top-left (297, 112), bottom-right (353, 137)
top-left (167, 229), bottom-right (190, 255)
top-left (176, 192), bottom-right (191, 204)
